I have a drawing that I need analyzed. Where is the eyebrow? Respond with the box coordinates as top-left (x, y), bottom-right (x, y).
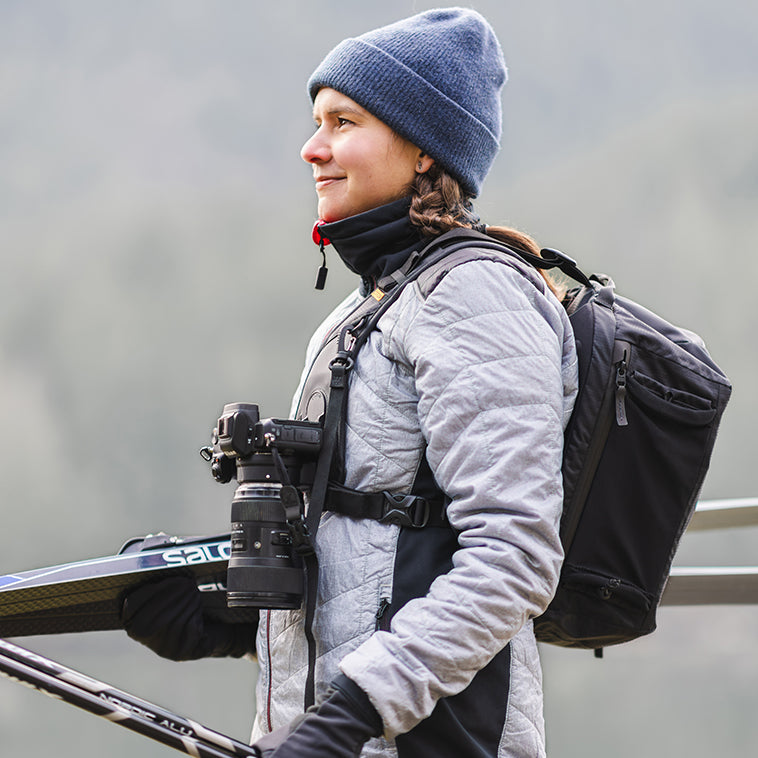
top-left (312, 104), bottom-right (366, 120)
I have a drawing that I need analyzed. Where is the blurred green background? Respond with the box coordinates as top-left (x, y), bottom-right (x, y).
top-left (1, 1), bottom-right (757, 755)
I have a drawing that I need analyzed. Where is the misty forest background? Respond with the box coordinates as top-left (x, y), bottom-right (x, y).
top-left (1, 1), bottom-right (757, 756)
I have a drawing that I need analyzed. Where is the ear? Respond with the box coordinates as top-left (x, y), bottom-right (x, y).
top-left (415, 152), bottom-right (434, 174)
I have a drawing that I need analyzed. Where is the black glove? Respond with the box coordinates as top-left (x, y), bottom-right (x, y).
top-left (121, 575), bottom-right (256, 661)
top-left (254, 674), bottom-right (383, 758)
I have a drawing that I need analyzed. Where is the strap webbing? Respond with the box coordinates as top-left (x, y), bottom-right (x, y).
top-left (324, 483), bottom-right (448, 528)
top-left (300, 323), bottom-right (358, 708)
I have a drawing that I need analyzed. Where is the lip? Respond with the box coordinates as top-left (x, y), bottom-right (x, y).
top-left (314, 176), bottom-right (345, 191)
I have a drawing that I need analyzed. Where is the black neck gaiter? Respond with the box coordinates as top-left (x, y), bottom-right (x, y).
top-left (317, 198), bottom-right (426, 287)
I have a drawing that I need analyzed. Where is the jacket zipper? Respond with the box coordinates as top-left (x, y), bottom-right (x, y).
top-left (265, 610), bottom-right (273, 732)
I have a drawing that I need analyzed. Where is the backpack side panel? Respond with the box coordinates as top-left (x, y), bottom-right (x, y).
top-left (534, 282), bottom-right (732, 649)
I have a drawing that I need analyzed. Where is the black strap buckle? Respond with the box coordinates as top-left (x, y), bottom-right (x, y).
top-left (280, 485), bottom-right (315, 556)
top-left (288, 519), bottom-right (314, 556)
top-left (378, 493), bottom-right (431, 528)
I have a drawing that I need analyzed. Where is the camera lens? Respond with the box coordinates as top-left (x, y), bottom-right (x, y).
top-left (226, 483), bottom-right (303, 609)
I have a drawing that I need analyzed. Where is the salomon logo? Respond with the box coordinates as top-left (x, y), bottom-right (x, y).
top-left (162, 542), bottom-right (231, 567)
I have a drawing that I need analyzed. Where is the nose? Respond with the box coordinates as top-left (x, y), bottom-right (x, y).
top-left (301, 128), bottom-right (330, 164)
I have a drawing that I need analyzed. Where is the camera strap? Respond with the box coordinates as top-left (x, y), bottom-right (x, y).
top-left (299, 316), bottom-right (366, 708)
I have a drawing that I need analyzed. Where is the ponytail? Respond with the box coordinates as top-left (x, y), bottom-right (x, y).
top-left (408, 165), bottom-right (561, 295)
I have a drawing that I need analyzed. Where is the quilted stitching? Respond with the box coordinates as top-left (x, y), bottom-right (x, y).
top-left (258, 256), bottom-right (577, 756)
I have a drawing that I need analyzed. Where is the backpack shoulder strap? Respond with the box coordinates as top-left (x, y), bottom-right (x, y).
top-left (308, 227), bottom-right (589, 532)
top-left (404, 228), bottom-right (593, 289)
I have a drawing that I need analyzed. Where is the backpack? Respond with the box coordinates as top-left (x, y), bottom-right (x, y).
top-left (304, 228), bottom-right (732, 655)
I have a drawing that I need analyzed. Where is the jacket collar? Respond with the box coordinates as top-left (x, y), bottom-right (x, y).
top-left (318, 197), bottom-right (425, 288)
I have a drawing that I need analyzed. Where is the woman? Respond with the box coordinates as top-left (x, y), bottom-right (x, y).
top-left (123, 9), bottom-right (578, 758)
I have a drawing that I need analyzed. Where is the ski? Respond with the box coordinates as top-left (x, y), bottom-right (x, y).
top-left (0, 533), bottom-right (256, 637)
top-left (0, 637), bottom-right (258, 757)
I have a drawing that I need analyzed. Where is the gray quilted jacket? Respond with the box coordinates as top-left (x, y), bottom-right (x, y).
top-left (251, 244), bottom-right (578, 757)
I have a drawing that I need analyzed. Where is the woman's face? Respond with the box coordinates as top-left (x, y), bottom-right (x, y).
top-left (301, 88), bottom-right (425, 223)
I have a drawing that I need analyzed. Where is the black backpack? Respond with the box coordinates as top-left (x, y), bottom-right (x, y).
top-left (306, 228), bottom-right (732, 655)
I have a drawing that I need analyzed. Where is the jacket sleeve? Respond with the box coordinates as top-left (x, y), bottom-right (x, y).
top-left (338, 258), bottom-right (577, 738)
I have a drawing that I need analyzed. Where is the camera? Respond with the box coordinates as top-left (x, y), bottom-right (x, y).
top-left (201, 402), bottom-right (322, 610)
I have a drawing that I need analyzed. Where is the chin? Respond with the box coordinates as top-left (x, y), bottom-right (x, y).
top-left (318, 206), bottom-right (350, 224)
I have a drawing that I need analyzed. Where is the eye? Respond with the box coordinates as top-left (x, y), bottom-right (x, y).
top-left (336, 116), bottom-right (353, 128)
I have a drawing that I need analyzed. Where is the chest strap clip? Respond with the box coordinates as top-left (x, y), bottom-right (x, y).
top-left (379, 492), bottom-right (433, 528)
top-left (323, 483), bottom-right (448, 529)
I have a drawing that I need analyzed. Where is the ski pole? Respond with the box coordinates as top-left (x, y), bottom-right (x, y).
top-left (0, 637), bottom-right (259, 758)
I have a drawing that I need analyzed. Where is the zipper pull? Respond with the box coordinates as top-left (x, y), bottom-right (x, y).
top-left (312, 221), bottom-right (330, 290)
top-left (600, 577), bottom-right (621, 600)
top-left (375, 597), bottom-right (391, 631)
top-left (615, 354), bottom-right (628, 426)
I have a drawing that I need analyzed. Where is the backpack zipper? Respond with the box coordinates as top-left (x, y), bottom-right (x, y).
top-left (561, 340), bottom-right (631, 549)
top-left (615, 349), bottom-right (629, 426)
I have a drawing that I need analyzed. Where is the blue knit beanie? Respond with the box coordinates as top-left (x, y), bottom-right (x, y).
top-left (307, 8), bottom-right (507, 198)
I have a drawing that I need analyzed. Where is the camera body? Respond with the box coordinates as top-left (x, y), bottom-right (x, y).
top-left (202, 403), bottom-right (322, 610)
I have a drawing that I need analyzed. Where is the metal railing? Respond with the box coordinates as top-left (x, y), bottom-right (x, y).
top-left (0, 496), bottom-right (755, 758)
top-left (661, 497), bottom-right (758, 606)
